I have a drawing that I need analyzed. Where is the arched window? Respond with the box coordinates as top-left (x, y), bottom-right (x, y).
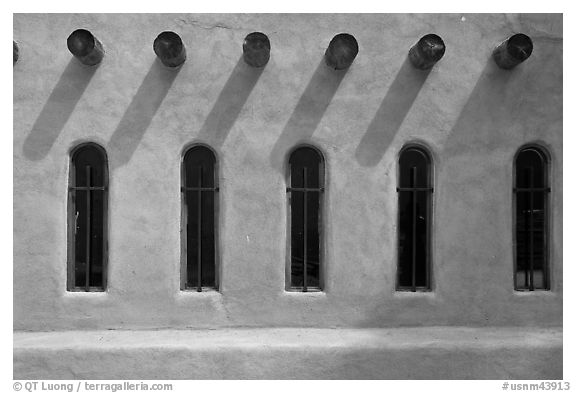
top-left (514, 145), bottom-right (550, 291)
top-left (182, 145), bottom-right (218, 291)
top-left (287, 146), bottom-right (324, 291)
top-left (397, 145), bottom-right (433, 291)
top-left (67, 143), bottom-right (108, 291)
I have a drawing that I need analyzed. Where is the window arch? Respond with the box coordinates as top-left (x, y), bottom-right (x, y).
top-left (396, 144), bottom-right (433, 291)
top-left (514, 145), bottom-right (550, 291)
top-left (67, 143), bottom-right (108, 291)
top-left (181, 145), bottom-right (218, 291)
top-left (287, 146), bottom-right (324, 291)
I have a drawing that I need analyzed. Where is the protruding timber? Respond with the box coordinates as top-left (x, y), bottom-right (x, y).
top-left (67, 29), bottom-right (104, 66)
top-left (324, 33), bottom-right (358, 70)
top-left (408, 34), bottom-right (446, 70)
top-left (153, 31), bottom-right (186, 68)
top-left (13, 41), bottom-right (19, 65)
top-left (493, 33), bottom-right (533, 70)
top-left (243, 32), bottom-right (270, 68)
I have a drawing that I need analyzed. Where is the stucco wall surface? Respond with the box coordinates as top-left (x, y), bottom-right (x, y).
top-left (13, 14), bottom-right (562, 331)
top-left (13, 327), bottom-right (563, 379)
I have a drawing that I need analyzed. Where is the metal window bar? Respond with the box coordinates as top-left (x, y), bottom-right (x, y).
top-left (197, 167), bottom-right (202, 292)
top-left (410, 168), bottom-right (417, 292)
top-left (85, 166), bottom-right (91, 291)
top-left (397, 166), bottom-right (433, 291)
top-left (181, 166), bottom-right (218, 291)
top-left (529, 167), bottom-right (534, 291)
top-left (68, 165), bottom-right (108, 291)
top-left (523, 185), bottom-right (530, 289)
top-left (303, 168), bottom-right (308, 292)
top-left (287, 167), bottom-right (324, 291)
top-left (543, 181), bottom-right (549, 289)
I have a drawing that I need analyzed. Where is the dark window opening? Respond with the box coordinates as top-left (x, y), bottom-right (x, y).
top-left (514, 146), bottom-right (550, 291)
top-left (287, 146), bottom-right (324, 291)
top-left (182, 145), bottom-right (218, 291)
top-left (68, 143), bottom-right (108, 291)
top-left (397, 146), bottom-right (432, 291)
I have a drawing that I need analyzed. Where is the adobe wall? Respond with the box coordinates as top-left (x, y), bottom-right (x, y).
top-left (13, 13), bottom-right (562, 331)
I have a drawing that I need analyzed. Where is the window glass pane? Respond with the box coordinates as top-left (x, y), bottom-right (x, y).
top-left (289, 146), bottom-right (323, 290)
top-left (414, 191), bottom-right (428, 287)
top-left (290, 190), bottom-right (304, 287)
top-left (184, 147), bottom-right (215, 188)
top-left (515, 191), bottom-right (530, 288)
top-left (306, 191), bottom-right (321, 288)
top-left (74, 190), bottom-right (87, 288)
top-left (201, 191), bottom-right (216, 287)
top-left (186, 190), bottom-right (199, 287)
top-left (397, 191), bottom-right (412, 287)
top-left (70, 144), bottom-right (107, 291)
top-left (183, 146), bottom-right (216, 289)
top-left (516, 149), bottom-right (546, 188)
top-left (398, 148), bottom-right (430, 188)
top-left (532, 193), bottom-right (546, 289)
top-left (515, 147), bottom-right (548, 290)
top-left (397, 189), bottom-right (428, 287)
top-left (90, 189), bottom-right (105, 288)
top-left (516, 198), bottom-right (546, 289)
top-left (290, 147), bottom-right (321, 189)
top-left (397, 146), bottom-right (431, 290)
top-left (73, 146), bottom-right (106, 187)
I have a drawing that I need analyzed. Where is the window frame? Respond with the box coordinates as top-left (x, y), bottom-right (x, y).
top-left (395, 143), bottom-right (434, 292)
top-left (512, 143), bottom-right (551, 291)
top-left (180, 143), bottom-right (220, 292)
top-left (285, 144), bottom-right (326, 292)
top-left (66, 142), bottom-right (109, 292)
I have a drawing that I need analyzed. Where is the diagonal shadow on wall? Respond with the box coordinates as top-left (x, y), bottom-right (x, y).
top-left (269, 58), bottom-right (348, 172)
top-left (23, 58), bottom-right (97, 161)
top-left (441, 57), bottom-right (520, 156)
top-left (354, 57), bottom-right (431, 167)
top-left (108, 59), bottom-right (181, 170)
top-left (198, 55), bottom-right (264, 148)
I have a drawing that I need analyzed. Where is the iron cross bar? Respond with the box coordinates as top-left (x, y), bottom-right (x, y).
top-left (286, 187), bottom-right (324, 192)
top-left (513, 187), bottom-right (550, 192)
top-left (181, 187), bottom-right (219, 192)
top-left (69, 186), bottom-right (107, 190)
top-left (396, 187), bottom-right (434, 192)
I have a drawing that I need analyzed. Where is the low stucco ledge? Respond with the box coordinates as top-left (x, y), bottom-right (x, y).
top-left (14, 327), bottom-right (562, 379)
